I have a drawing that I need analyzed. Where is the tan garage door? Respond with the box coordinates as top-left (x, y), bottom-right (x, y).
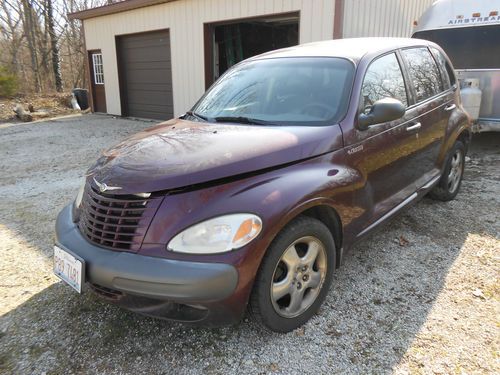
top-left (117, 30), bottom-right (173, 120)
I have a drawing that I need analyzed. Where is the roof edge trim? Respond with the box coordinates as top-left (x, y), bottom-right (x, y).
top-left (68, 0), bottom-right (176, 20)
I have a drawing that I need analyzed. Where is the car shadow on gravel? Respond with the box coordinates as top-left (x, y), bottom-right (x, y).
top-left (1, 133), bottom-right (498, 374)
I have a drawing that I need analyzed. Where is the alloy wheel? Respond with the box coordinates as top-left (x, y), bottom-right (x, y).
top-left (447, 149), bottom-right (463, 193)
top-left (270, 236), bottom-right (327, 318)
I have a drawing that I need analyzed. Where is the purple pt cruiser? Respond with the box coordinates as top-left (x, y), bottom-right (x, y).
top-left (54, 38), bottom-right (471, 332)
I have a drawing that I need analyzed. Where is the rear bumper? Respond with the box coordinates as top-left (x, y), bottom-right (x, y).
top-left (55, 204), bottom-right (240, 324)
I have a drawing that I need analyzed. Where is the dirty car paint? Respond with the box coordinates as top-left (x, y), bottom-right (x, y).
top-left (87, 119), bottom-right (344, 194)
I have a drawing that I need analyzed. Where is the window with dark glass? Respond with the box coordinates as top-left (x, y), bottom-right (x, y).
top-left (430, 47), bottom-right (451, 90)
top-left (401, 47), bottom-right (443, 102)
top-left (413, 25), bottom-right (500, 70)
top-left (361, 52), bottom-right (408, 112)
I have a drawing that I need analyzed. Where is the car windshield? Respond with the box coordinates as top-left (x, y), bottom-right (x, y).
top-left (191, 57), bottom-right (355, 126)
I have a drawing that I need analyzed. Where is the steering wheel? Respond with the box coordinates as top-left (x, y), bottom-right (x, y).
top-left (300, 102), bottom-right (333, 117)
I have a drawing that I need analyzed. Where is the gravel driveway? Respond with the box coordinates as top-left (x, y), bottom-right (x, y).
top-left (0, 114), bottom-right (498, 374)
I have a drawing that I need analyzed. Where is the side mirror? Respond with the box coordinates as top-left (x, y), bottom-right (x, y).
top-left (357, 98), bottom-right (406, 130)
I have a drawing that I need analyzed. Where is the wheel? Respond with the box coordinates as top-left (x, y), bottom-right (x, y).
top-left (429, 140), bottom-right (465, 201)
top-left (249, 216), bottom-right (336, 333)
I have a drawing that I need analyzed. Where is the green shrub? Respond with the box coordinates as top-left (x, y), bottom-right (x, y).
top-left (0, 66), bottom-right (17, 97)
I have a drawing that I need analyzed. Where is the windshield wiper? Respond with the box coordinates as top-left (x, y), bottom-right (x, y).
top-left (184, 111), bottom-right (209, 122)
top-left (213, 116), bottom-right (272, 125)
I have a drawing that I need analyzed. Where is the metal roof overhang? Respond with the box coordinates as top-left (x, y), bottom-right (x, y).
top-left (68, 0), bottom-right (178, 20)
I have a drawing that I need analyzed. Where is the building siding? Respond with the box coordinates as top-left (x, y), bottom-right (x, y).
top-left (83, 0), bottom-right (434, 118)
top-left (84, 0), bottom-right (336, 117)
top-left (342, 0), bottom-right (434, 38)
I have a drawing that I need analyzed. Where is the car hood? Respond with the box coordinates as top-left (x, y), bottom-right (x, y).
top-left (87, 118), bottom-right (343, 193)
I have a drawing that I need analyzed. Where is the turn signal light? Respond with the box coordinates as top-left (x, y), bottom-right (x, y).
top-left (490, 11), bottom-right (498, 16)
top-left (232, 218), bottom-right (262, 246)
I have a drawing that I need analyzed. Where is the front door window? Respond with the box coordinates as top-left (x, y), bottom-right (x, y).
top-left (361, 52), bottom-right (408, 111)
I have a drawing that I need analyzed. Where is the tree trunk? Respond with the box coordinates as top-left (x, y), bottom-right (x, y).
top-left (46, 0), bottom-right (63, 91)
top-left (21, 0), bottom-right (41, 93)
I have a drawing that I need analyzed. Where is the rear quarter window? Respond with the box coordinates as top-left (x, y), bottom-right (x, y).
top-left (430, 47), bottom-right (456, 89)
top-left (401, 47), bottom-right (443, 102)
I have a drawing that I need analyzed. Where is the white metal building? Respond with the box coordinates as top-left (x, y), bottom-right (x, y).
top-left (70, 0), bottom-right (434, 120)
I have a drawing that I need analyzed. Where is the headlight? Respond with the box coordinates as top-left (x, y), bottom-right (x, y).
top-left (74, 179), bottom-right (86, 209)
top-left (167, 214), bottom-right (262, 254)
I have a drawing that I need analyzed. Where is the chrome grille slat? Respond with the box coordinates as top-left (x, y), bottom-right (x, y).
top-left (85, 186), bottom-right (150, 204)
top-left (77, 183), bottom-right (161, 251)
top-left (82, 195), bottom-right (148, 212)
top-left (80, 217), bottom-right (143, 237)
top-left (84, 204), bottom-right (147, 220)
top-left (83, 215), bottom-right (143, 229)
top-left (79, 224), bottom-right (137, 245)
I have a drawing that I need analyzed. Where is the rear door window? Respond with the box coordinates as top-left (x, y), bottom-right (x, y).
top-left (430, 47), bottom-right (456, 88)
top-left (361, 52), bottom-right (408, 112)
top-left (401, 47), bottom-right (443, 103)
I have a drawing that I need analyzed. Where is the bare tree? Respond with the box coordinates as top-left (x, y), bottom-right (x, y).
top-left (0, 0), bottom-right (25, 74)
top-left (46, 0), bottom-right (62, 91)
top-left (0, 0), bottom-right (107, 95)
top-left (21, 0), bottom-right (41, 92)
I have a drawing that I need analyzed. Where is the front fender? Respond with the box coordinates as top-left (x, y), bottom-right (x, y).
top-left (138, 150), bottom-right (364, 312)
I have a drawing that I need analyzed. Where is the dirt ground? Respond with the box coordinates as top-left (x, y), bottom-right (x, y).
top-left (0, 93), bottom-right (81, 124)
top-left (0, 114), bottom-right (498, 374)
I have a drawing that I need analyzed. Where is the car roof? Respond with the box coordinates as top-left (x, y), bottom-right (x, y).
top-left (250, 37), bottom-right (436, 63)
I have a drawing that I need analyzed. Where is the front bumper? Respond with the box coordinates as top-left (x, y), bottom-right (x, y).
top-left (55, 204), bottom-right (240, 324)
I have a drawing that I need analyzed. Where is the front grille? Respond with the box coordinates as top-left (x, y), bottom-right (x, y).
top-left (78, 183), bottom-right (162, 251)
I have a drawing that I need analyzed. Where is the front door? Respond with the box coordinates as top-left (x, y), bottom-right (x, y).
top-left (89, 50), bottom-right (106, 113)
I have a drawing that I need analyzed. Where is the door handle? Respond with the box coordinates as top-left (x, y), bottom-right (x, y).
top-left (444, 104), bottom-right (456, 111)
top-left (406, 122), bottom-right (421, 131)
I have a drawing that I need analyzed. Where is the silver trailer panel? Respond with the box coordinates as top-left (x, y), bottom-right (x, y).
top-left (456, 69), bottom-right (500, 132)
top-left (412, 0), bottom-right (500, 131)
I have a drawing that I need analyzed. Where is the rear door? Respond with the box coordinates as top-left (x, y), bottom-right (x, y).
top-left (342, 51), bottom-right (422, 230)
top-left (399, 47), bottom-right (452, 187)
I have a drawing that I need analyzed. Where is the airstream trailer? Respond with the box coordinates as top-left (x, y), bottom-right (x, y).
top-left (412, 0), bottom-right (500, 132)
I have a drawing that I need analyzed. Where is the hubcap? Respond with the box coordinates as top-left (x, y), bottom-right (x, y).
top-left (270, 236), bottom-right (327, 318)
top-left (447, 149), bottom-right (463, 193)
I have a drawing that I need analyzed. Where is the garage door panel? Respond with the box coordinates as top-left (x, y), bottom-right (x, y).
top-left (126, 105), bottom-right (174, 120)
top-left (123, 61), bottom-right (172, 70)
top-left (128, 103), bottom-right (173, 111)
top-left (126, 91), bottom-right (173, 106)
top-left (121, 39), bottom-right (171, 50)
top-left (120, 33), bottom-right (170, 45)
top-left (121, 49), bottom-right (170, 63)
top-left (122, 69), bottom-right (172, 84)
top-left (118, 30), bottom-right (173, 120)
top-left (126, 83), bottom-right (172, 92)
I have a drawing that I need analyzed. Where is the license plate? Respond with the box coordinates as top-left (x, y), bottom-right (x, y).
top-left (53, 245), bottom-right (84, 293)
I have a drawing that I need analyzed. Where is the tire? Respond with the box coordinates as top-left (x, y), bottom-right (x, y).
top-left (248, 216), bottom-right (336, 333)
top-left (429, 140), bottom-right (465, 201)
